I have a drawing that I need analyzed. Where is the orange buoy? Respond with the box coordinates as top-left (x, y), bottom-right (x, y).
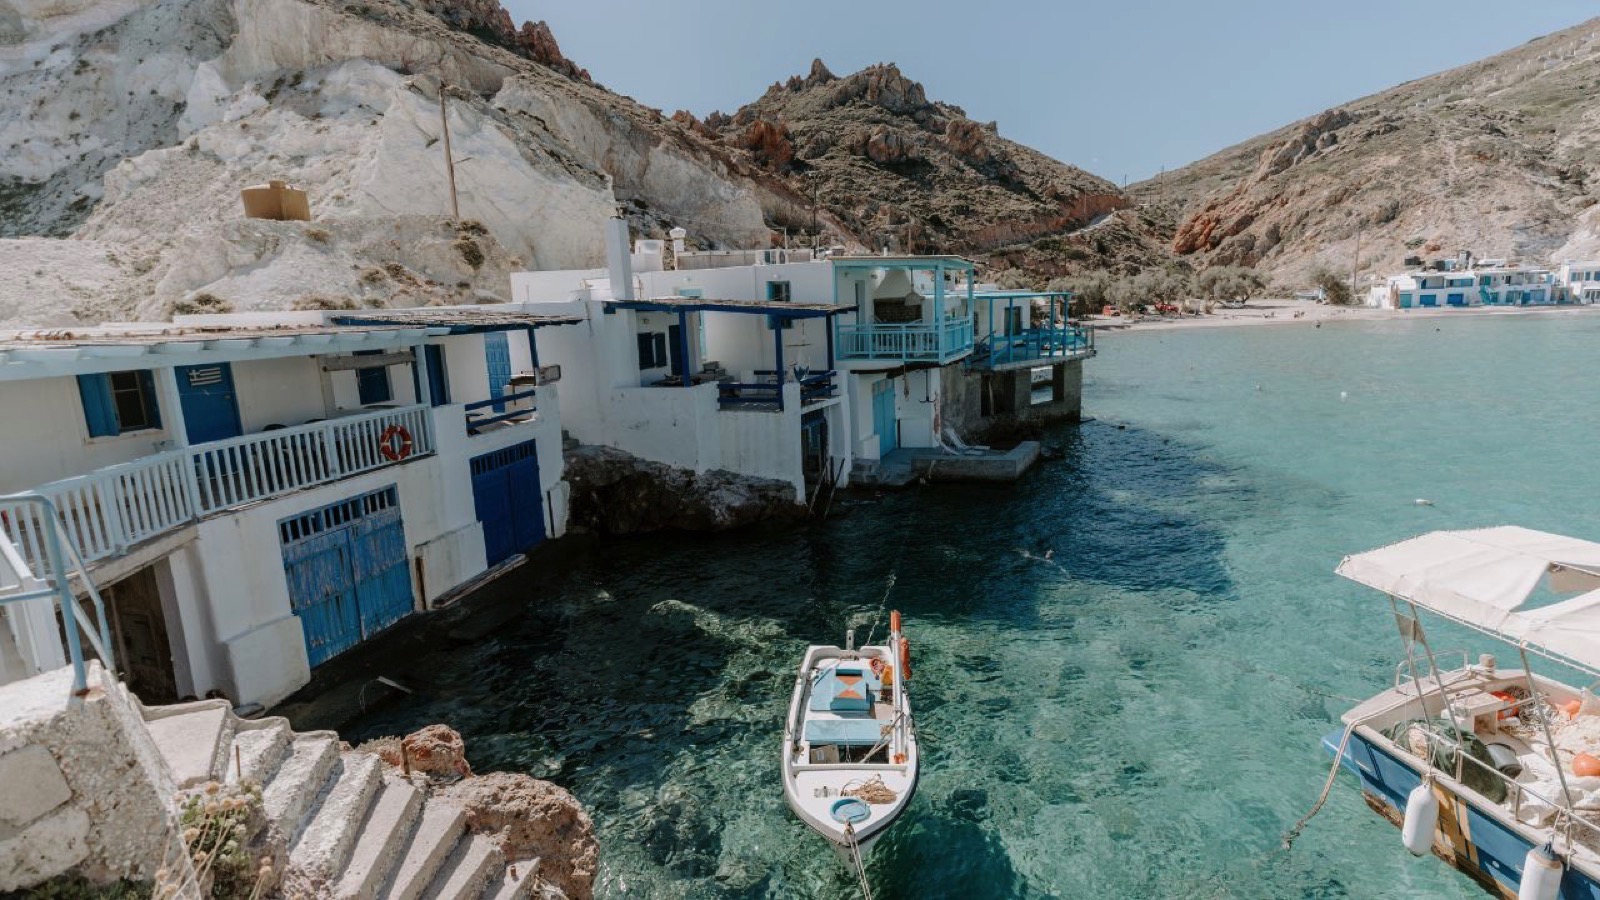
top-left (1490, 690), bottom-right (1518, 720)
top-left (1575, 753), bottom-right (1600, 777)
top-left (1563, 699), bottom-right (1583, 718)
top-left (900, 636), bottom-right (913, 682)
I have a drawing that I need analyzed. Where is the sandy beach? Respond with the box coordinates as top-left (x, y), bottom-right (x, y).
top-left (1088, 299), bottom-right (1600, 333)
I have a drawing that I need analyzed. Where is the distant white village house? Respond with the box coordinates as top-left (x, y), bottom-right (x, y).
top-left (1364, 255), bottom-right (1590, 309)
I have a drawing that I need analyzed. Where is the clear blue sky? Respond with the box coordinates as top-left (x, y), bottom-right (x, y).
top-left (505, 2), bottom-right (1597, 185)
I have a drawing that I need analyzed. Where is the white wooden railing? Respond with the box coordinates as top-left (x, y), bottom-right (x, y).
top-left (0, 405), bottom-right (433, 575)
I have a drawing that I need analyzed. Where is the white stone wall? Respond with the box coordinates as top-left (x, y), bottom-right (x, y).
top-left (0, 665), bottom-right (177, 891)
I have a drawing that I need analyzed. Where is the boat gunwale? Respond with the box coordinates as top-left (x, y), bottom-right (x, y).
top-left (1341, 672), bottom-right (1600, 876)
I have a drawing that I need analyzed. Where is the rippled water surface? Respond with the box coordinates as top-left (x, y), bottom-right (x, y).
top-left (340, 312), bottom-right (1600, 898)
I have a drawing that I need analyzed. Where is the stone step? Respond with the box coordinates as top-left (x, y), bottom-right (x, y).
top-left (289, 752), bottom-right (385, 885)
top-left (143, 702), bottom-right (230, 788)
top-left (381, 800), bottom-right (467, 900)
top-left (262, 734), bottom-right (341, 840)
top-left (479, 865), bottom-right (544, 900)
top-left (421, 833), bottom-right (504, 900)
top-left (226, 718), bottom-right (292, 785)
top-left (334, 778), bottom-right (425, 900)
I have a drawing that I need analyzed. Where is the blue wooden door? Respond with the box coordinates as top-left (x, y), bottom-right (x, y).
top-left (471, 441), bottom-right (545, 566)
top-left (349, 504), bottom-right (412, 638)
top-left (176, 363), bottom-right (243, 444)
top-left (484, 332), bottom-right (511, 412)
top-left (279, 487), bottom-right (413, 667)
top-left (873, 379), bottom-right (898, 455)
top-left (282, 527), bottom-right (361, 667)
top-left (424, 344), bottom-right (450, 406)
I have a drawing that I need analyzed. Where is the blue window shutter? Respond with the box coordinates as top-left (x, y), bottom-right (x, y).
top-left (136, 370), bottom-right (162, 429)
top-left (637, 333), bottom-right (653, 369)
top-left (78, 374), bottom-right (118, 437)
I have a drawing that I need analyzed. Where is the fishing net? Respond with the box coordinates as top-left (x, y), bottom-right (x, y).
top-left (1384, 718), bottom-right (1507, 803)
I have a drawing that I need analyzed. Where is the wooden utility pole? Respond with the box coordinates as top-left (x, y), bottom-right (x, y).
top-left (1350, 226), bottom-right (1362, 300)
top-left (439, 81), bottom-right (459, 221)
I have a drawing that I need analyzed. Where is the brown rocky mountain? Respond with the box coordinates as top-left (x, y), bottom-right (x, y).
top-left (1135, 17), bottom-right (1600, 286)
top-left (689, 59), bottom-right (1173, 281)
top-left (0, 0), bottom-right (1160, 325)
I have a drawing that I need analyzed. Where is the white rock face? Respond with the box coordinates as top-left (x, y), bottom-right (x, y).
top-left (0, 0), bottom-right (784, 326)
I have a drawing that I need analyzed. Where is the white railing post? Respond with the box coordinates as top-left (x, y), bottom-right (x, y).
top-left (322, 422), bottom-right (343, 479)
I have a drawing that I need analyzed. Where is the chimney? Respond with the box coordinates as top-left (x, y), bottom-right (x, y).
top-left (605, 217), bottom-right (635, 301)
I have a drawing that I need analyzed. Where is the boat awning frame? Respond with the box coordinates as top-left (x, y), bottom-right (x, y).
top-left (1337, 527), bottom-right (1600, 677)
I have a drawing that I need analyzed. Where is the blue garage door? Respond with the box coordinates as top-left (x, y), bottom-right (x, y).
top-left (873, 379), bottom-right (898, 455)
top-left (280, 486), bottom-right (413, 667)
top-left (472, 441), bottom-right (545, 567)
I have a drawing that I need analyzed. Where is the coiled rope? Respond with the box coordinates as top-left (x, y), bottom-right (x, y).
top-left (843, 774), bottom-right (898, 805)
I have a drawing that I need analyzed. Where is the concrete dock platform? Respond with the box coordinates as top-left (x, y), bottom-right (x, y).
top-left (854, 441), bottom-right (1042, 486)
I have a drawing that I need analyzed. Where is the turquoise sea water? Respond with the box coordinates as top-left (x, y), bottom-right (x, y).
top-left (340, 310), bottom-right (1600, 898)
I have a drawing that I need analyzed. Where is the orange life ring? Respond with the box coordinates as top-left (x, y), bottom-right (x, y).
top-left (899, 636), bottom-right (912, 682)
top-left (379, 424), bottom-right (414, 461)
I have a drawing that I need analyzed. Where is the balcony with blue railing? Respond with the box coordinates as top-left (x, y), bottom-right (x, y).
top-left (969, 324), bottom-right (1095, 371)
top-left (835, 319), bottom-right (975, 365)
top-left (717, 370), bottom-right (837, 411)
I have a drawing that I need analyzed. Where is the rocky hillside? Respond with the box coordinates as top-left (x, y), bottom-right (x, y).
top-left (687, 60), bottom-right (1172, 281)
top-left (1135, 17), bottom-right (1600, 286)
top-left (0, 0), bottom-right (1162, 327)
top-left (0, 0), bottom-right (809, 324)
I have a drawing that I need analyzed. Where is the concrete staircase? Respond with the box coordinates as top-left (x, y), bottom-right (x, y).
top-left (137, 700), bottom-right (559, 900)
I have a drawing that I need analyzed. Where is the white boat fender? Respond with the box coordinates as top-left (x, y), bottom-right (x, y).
top-left (1519, 843), bottom-right (1562, 900)
top-left (1402, 782), bottom-right (1439, 856)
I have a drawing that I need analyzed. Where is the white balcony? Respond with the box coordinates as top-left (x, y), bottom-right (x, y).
top-left (0, 405), bottom-right (434, 574)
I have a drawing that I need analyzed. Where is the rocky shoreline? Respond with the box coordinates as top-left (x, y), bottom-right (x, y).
top-left (562, 445), bottom-right (809, 536)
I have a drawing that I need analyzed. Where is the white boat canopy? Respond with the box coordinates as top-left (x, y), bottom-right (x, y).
top-left (1337, 526), bottom-right (1600, 676)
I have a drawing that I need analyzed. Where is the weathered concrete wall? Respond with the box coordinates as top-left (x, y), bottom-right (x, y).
top-left (943, 359), bottom-right (1087, 442)
top-left (0, 665), bottom-right (177, 891)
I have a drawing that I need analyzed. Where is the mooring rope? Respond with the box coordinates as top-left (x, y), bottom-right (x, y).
top-left (843, 824), bottom-right (875, 900)
top-left (1282, 719), bottom-right (1359, 850)
top-left (862, 573), bottom-right (897, 649)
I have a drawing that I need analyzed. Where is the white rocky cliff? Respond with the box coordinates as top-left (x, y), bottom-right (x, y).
top-left (0, 0), bottom-right (780, 325)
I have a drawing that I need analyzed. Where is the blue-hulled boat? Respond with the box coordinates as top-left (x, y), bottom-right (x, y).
top-left (1326, 527), bottom-right (1600, 899)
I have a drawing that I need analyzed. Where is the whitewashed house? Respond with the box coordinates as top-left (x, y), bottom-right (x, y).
top-left (1367, 265), bottom-right (1562, 309)
top-left (0, 308), bottom-right (571, 708)
top-left (513, 221), bottom-right (854, 499)
top-left (1557, 261), bottom-right (1600, 304)
top-left (511, 221), bottom-right (1095, 488)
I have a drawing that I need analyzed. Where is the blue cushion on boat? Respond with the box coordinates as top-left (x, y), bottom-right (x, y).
top-left (809, 666), bottom-right (879, 713)
top-left (805, 718), bottom-right (887, 746)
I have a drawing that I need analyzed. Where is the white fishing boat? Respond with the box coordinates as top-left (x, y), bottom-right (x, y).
top-left (782, 610), bottom-right (919, 864)
top-left (1320, 527), bottom-right (1600, 900)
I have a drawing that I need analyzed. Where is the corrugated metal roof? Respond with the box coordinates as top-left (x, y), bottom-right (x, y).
top-left (619, 296), bottom-right (848, 315)
top-left (330, 309), bottom-right (585, 329)
top-left (0, 322), bottom-right (424, 350)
